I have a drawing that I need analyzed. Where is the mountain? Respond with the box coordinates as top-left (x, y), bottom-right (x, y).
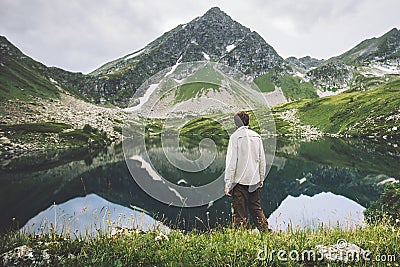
top-left (269, 30), bottom-right (400, 138)
top-left (286, 56), bottom-right (324, 71)
top-left (305, 28), bottom-right (400, 94)
top-left (254, 28), bottom-right (400, 98)
top-left (336, 28), bottom-right (400, 63)
top-left (1, 8), bottom-right (399, 143)
top-left (2, 11), bottom-right (399, 107)
top-left (0, 36), bottom-right (65, 101)
top-left (273, 77), bottom-right (400, 138)
top-left (83, 7), bottom-right (284, 106)
top-left (0, 36), bottom-right (91, 103)
top-left (0, 36), bottom-right (126, 155)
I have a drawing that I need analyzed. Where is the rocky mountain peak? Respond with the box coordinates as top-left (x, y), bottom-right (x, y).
top-left (186, 6), bottom-right (250, 37)
top-left (386, 27), bottom-right (399, 36)
top-left (85, 7), bottom-right (284, 106)
top-left (384, 27), bottom-right (400, 51)
top-left (194, 7), bottom-right (242, 31)
top-left (201, 6), bottom-right (229, 20)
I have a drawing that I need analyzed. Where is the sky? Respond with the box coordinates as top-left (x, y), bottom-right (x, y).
top-left (1, 0), bottom-right (399, 74)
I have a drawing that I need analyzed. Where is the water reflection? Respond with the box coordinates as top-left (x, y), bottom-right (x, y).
top-left (22, 194), bottom-right (170, 238)
top-left (0, 137), bottom-right (398, 234)
top-left (268, 192), bottom-right (365, 231)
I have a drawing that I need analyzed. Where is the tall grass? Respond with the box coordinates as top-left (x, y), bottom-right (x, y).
top-left (1, 219), bottom-right (398, 266)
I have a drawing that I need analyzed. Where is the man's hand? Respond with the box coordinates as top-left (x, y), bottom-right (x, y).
top-left (225, 188), bottom-right (231, 196)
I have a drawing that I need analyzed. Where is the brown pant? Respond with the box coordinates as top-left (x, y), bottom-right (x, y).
top-left (232, 184), bottom-right (269, 232)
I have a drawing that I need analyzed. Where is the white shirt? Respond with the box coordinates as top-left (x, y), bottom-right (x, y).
top-left (224, 126), bottom-right (266, 190)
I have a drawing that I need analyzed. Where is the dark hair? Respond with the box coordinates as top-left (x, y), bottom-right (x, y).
top-left (234, 111), bottom-right (249, 127)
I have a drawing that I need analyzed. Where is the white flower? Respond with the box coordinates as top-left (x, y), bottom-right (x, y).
top-left (154, 232), bottom-right (169, 242)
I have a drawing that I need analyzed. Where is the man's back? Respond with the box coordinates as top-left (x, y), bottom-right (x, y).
top-left (224, 126), bottom-right (266, 189)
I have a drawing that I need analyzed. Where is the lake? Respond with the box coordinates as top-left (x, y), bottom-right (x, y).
top-left (0, 137), bottom-right (398, 236)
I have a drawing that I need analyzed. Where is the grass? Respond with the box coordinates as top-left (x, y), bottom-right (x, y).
top-left (0, 57), bottom-right (60, 102)
top-left (0, 37), bottom-right (91, 104)
top-left (336, 28), bottom-right (398, 63)
top-left (350, 73), bottom-right (386, 90)
top-left (364, 183), bottom-right (400, 225)
top-left (254, 70), bottom-right (318, 100)
top-left (0, 122), bottom-right (72, 134)
top-left (0, 221), bottom-right (398, 266)
top-left (144, 118), bottom-right (164, 136)
top-left (59, 124), bottom-right (110, 148)
top-left (278, 75), bottom-right (318, 101)
top-left (0, 122), bottom-right (110, 149)
top-left (174, 82), bottom-right (220, 103)
top-left (253, 72), bottom-right (275, 92)
top-left (274, 78), bottom-right (400, 136)
top-left (179, 117), bottom-right (229, 136)
top-left (273, 115), bottom-right (296, 135)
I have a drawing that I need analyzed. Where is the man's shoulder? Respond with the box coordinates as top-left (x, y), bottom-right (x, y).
top-left (243, 128), bottom-right (261, 138)
top-left (232, 127), bottom-right (261, 139)
top-left (229, 130), bottom-right (240, 141)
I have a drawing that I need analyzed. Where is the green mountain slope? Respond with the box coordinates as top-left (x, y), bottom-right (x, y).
top-left (0, 36), bottom-right (86, 102)
top-left (254, 67), bottom-right (318, 100)
top-left (0, 37), bottom-right (60, 101)
top-left (274, 78), bottom-right (400, 137)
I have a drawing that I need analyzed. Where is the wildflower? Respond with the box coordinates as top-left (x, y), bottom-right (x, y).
top-left (155, 232), bottom-right (169, 242)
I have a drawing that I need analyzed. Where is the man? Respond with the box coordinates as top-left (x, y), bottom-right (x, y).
top-left (224, 111), bottom-right (269, 232)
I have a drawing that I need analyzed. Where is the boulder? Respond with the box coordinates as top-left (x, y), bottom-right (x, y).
top-left (0, 136), bottom-right (11, 145)
top-left (316, 241), bottom-right (369, 263)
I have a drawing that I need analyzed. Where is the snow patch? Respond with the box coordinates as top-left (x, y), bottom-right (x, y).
top-left (49, 78), bottom-right (58, 84)
top-left (202, 52), bottom-right (210, 61)
top-left (361, 63), bottom-right (400, 77)
top-left (295, 71), bottom-right (311, 82)
top-left (296, 177), bottom-right (307, 184)
top-left (377, 178), bottom-right (399, 185)
top-left (124, 55), bottom-right (183, 112)
top-left (295, 71), bottom-right (304, 78)
top-left (125, 48), bottom-right (145, 61)
top-left (226, 44), bottom-right (236, 52)
top-left (317, 88), bottom-right (348, 97)
top-left (124, 82), bottom-right (160, 112)
top-left (164, 55), bottom-right (183, 77)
